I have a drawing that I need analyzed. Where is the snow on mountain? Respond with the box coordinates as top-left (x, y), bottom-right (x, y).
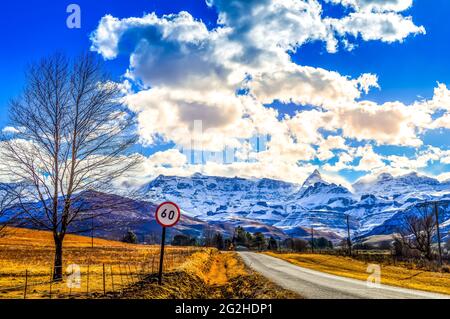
top-left (140, 170), bottom-right (450, 241)
top-left (140, 171), bottom-right (357, 237)
top-left (353, 172), bottom-right (442, 200)
top-left (362, 199), bottom-right (450, 241)
top-left (302, 169), bottom-right (327, 188)
top-left (140, 174), bottom-right (299, 224)
top-left (294, 182), bottom-right (356, 209)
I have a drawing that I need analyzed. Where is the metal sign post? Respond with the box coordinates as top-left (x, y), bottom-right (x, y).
top-left (155, 202), bottom-right (181, 285)
top-left (158, 226), bottom-right (167, 285)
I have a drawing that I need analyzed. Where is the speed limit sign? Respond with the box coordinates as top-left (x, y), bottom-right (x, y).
top-left (155, 201), bottom-right (181, 285)
top-left (155, 202), bottom-right (181, 227)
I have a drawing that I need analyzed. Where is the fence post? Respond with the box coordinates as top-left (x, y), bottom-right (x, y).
top-left (127, 265), bottom-right (132, 283)
top-left (133, 265), bottom-right (138, 281)
top-left (49, 266), bottom-right (53, 299)
top-left (24, 270), bottom-right (28, 299)
top-left (123, 264), bottom-right (128, 285)
top-left (151, 256), bottom-right (155, 273)
top-left (119, 265), bottom-right (124, 294)
top-left (135, 265), bottom-right (140, 281)
top-left (134, 265), bottom-right (140, 281)
top-left (86, 264), bottom-right (90, 297)
top-left (125, 264), bottom-right (130, 284)
top-left (123, 264), bottom-right (128, 284)
top-left (110, 266), bottom-right (115, 293)
top-left (102, 264), bottom-right (106, 296)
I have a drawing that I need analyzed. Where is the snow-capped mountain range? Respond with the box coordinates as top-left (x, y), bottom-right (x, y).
top-left (4, 171), bottom-right (449, 243)
top-left (140, 170), bottom-right (450, 241)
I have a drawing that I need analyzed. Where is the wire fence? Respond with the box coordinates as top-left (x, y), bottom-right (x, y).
top-left (0, 247), bottom-right (201, 299)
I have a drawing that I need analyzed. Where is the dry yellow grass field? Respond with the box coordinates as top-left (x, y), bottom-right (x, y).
top-left (265, 252), bottom-right (450, 295)
top-left (0, 227), bottom-right (298, 299)
top-left (0, 227), bottom-right (201, 299)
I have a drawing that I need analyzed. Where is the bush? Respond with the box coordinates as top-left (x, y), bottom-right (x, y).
top-left (122, 231), bottom-right (138, 244)
top-left (213, 233), bottom-right (225, 250)
top-left (172, 234), bottom-right (197, 246)
top-left (251, 232), bottom-right (266, 251)
top-left (282, 238), bottom-right (309, 252)
top-left (267, 237), bottom-right (278, 251)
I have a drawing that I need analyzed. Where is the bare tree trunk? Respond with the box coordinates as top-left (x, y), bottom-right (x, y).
top-left (53, 235), bottom-right (64, 281)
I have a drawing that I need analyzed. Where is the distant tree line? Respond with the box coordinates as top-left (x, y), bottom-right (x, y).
top-left (157, 225), bottom-right (334, 253)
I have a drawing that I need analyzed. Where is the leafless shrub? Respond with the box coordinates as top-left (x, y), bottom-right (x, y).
top-left (396, 206), bottom-right (437, 261)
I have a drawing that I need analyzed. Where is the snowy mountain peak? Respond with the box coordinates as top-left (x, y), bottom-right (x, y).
top-left (302, 169), bottom-right (327, 188)
top-left (400, 172), bottom-right (439, 184)
top-left (353, 171), bottom-right (443, 199)
top-left (377, 172), bottom-right (394, 182)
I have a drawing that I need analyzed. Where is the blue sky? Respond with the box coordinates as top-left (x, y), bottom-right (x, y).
top-left (1, 0), bottom-right (450, 185)
top-left (0, 0), bottom-right (217, 128)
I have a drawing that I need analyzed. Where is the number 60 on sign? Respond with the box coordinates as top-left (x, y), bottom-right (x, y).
top-left (155, 202), bottom-right (181, 228)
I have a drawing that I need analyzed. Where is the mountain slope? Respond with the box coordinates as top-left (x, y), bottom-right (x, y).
top-left (6, 191), bottom-right (224, 242)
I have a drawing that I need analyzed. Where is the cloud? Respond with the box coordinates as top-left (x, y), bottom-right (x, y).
top-left (356, 73), bottom-right (380, 94)
top-left (125, 87), bottom-right (254, 150)
top-left (87, 0), bottom-right (446, 185)
top-left (324, 144), bottom-right (450, 177)
top-left (327, 0), bottom-right (413, 12)
top-left (323, 151), bottom-right (354, 171)
top-left (323, 144), bottom-right (386, 172)
top-left (325, 0), bottom-right (422, 47)
top-left (327, 12), bottom-right (425, 44)
top-left (437, 172), bottom-right (450, 182)
top-left (249, 64), bottom-right (378, 107)
top-left (430, 83), bottom-right (450, 110)
top-left (146, 149), bottom-right (188, 167)
top-left (1, 126), bottom-right (21, 134)
top-left (354, 145), bottom-right (386, 171)
top-left (333, 100), bottom-right (430, 146)
top-left (317, 135), bottom-right (349, 161)
top-left (91, 12), bottom-right (238, 91)
top-left (207, 0), bottom-right (335, 58)
top-left (286, 110), bottom-right (334, 145)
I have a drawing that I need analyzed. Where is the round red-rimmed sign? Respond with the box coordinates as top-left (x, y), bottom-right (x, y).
top-left (155, 202), bottom-right (181, 228)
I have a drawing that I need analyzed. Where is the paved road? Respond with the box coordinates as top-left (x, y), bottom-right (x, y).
top-left (238, 252), bottom-right (450, 299)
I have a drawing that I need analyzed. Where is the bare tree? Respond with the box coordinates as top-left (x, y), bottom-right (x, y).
top-left (202, 225), bottom-right (216, 247)
top-left (0, 53), bottom-right (139, 279)
top-left (397, 207), bottom-right (436, 261)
